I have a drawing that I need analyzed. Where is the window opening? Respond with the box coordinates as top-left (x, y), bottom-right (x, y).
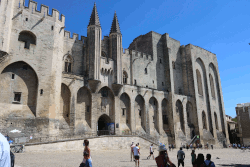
top-left (14, 92), bottom-right (21, 102)
top-left (145, 68), bottom-right (147, 74)
top-left (66, 114), bottom-right (69, 117)
top-left (122, 108), bottom-right (125, 116)
top-left (51, 26), bottom-right (54, 30)
top-left (153, 80), bottom-right (154, 83)
top-left (134, 80), bottom-right (137, 85)
top-left (26, 18), bottom-right (28, 21)
top-left (11, 74), bottom-right (15, 79)
top-left (40, 89), bottom-right (43, 95)
top-left (162, 82), bottom-right (164, 86)
top-left (160, 59), bottom-right (162, 63)
top-left (123, 71), bottom-right (128, 84)
top-left (163, 115), bottom-right (168, 124)
top-left (146, 85), bottom-right (148, 88)
top-left (18, 31), bottom-right (36, 49)
top-left (64, 55), bottom-right (73, 73)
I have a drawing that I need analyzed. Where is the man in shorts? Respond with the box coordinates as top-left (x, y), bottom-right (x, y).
top-left (133, 144), bottom-right (140, 167)
top-left (147, 144), bottom-right (154, 160)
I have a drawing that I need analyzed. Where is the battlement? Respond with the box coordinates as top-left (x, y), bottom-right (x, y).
top-left (64, 31), bottom-right (86, 44)
top-left (20, 0), bottom-right (65, 23)
top-left (123, 49), bottom-right (152, 61)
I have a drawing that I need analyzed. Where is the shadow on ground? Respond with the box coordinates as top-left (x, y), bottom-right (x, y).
top-left (218, 164), bottom-right (250, 167)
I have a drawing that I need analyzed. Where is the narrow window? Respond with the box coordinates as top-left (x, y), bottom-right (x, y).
top-left (51, 26), bottom-right (54, 30)
top-left (122, 109), bottom-right (125, 116)
top-left (160, 59), bottom-right (162, 63)
top-left (162, 82), bottom-right (164, 86)
top-left (11, 74), bottom-right (15, 80)
top-left (145, 68), bottom-right (147, 74)
top-left (26, 18), bottom-right (28, 21)
top-left (87, 106), bottom-right (90, 112)
top-left (134, 79), bottom-right (137, 85)
top-left (14, 93), bottom-right (21, 102)
top-left (40, 89), bottom-right (43, 95)
top-left (163, 115), bottom-right (168, 124)
top-left (146, 85), bottom-right (148, 88)
top-left (66, 114), bottom-right (69, 117)
top-left (152, 80), bottom-right (154, 83)
top-left (64, 55), bottom-right (73, 73)
top-left (24, 42), bottom-right (29, 49)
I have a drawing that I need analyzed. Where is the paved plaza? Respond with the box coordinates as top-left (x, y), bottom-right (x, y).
top-left (14, 148), bottom-right (250, 167)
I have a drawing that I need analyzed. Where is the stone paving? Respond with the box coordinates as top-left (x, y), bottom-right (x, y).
top-left (15, 148), bottom-right (250, 167)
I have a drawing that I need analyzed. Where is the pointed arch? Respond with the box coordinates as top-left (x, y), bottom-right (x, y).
top-left (63, 54), bottom-right (73, 73)
top-left (60, 83), bottom-right (71, 125)
top-left (135, 95), bottom-right (146, 132)
top-left (0, 61), bottom-right (38, 116)
top-left (123, 71), bottom-right (128, 84)
top-left (149, 97), bottom-right (159, 133)
top-left (120, 93), bottom-right (131, 131)
top-left (202, 111), bottom-right (207, 130)
top-left (209, 74), bottom-right (216, 98)
top-left (176, 100), bottom-right (185, 134)
top-left (196, 69), bottom-right (203, 96)
top-left (77, 86), bottom-right (92, 128)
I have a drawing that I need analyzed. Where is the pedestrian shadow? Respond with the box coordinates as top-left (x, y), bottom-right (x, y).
top-left (218, 164), bottom-right (250, 167)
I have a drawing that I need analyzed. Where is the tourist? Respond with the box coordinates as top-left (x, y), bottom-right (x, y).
top-left (190, 143), bottom-right (193, 149)
top-left (155, 145), bottom-right (174, 167)
top-left (191, 150), bottom-right (196, 166)
top-left (206, 142), bottom-right (209, 150)
top-left (177, 147), bottom-right (185, 167)
top-left (197, 143), bottom-right (200, 150)
top-left (169, 144), bottom-right (172, 151)
top-left (133, 144), bottom-right (140, 167)
top-left (131, 142), bottom-right (135, 161)
top-left (147, 144), bottom-right (154, 160)
top-left (83, 139), bottom-right (92, 164)
top-left (193, 154), bottom-right (206, 167)
top-left (204, 154), bottom-right (215, 167)
top-left (193, 143), bottom-right (196, 150)
top-left (210, 144), bottom-right (213, 150)
top-left (83, 151), bottom-right (92, 167)
top-left (0, 133), bottom-right (10, 167)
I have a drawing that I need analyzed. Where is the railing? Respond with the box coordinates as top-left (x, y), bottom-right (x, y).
top-left (189, 135), bottom-right (198, 145)
top-left (97, 130), bottom-right (115, 136)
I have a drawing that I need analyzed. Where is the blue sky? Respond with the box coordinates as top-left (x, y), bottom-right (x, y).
top-left (28, 0), bottom-right (250, 117)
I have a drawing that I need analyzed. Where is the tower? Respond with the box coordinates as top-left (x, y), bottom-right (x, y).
top-left (87, 3), bottom-right (102, 80)
top-left (109, 12), bottom-right (122, 84)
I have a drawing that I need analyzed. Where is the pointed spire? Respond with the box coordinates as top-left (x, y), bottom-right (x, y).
top-left (110, 11), bottom-right (121, 34)
top-left (88, 3), bottom-right (101, 27)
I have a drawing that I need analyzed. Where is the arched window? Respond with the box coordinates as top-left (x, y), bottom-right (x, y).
top-left (18, 31), bottom-right (36, 49)
top-left (202, 111), bottom-right (207, 129)
top-left (123, 71), bottom-right (128, 84)
top-left (214, 112), bottom-right (219, 130)
top-left (64, 55), bottom-right (73, 73)
top-left (209, 74), bottom-right (216, 98)
top-left (196, 69), bottom-right (203, 96)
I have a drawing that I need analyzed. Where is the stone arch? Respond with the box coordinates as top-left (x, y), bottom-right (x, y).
top-left (149, 97), bottom-right (159, 133)
top-left (97, 114), bottom-right (113, 135)
top-left (135, 95), bottom-right (146, 132)
top-left (77, 86), bottom-right (92, 128)
top-left (209, 74), bottom-right (216, 98)
top-left (18, 30), bottom-right (36, 49)
top-left (98, 86), bottom-right (115, 122)
top-left (60, 83), bottom-right (71, 125)
top-left (196, 69), bottom-right (203, 96)
top-left (196, 58), bottom-right (213, 136)
top-left (209, 63), bottom-right (226, 135)
top-left (214, 112), bottom-right (219, 130)
top-left (120, 93), bottom-right (131, 131)
top-left (202, 111), bottom-right (207, 130)
top-left (63, 55), bottom-right (73, 73)
top-left (176, 100), bottom-right (185, 134)
top-left (186, 101), bottom-right (199, 138)
top-left (162, 98), bottom-right (173, 136)
top-left (0, 61), bottom-right (38, 116)
top-left (123, 71), bottom-right (128, 84)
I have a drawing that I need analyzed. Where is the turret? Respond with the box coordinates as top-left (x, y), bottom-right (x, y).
top-left (87, 3), bottom-right (102, 80)
top-left (109, 12), bottom-right (122, 84)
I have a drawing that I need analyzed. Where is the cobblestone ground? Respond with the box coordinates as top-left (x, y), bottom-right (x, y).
top-left (15, 148), bottom-right (250, 167)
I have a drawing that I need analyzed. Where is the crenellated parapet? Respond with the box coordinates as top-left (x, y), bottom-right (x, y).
top-left (64, 31), bottom-right (86, 44)
top-left (19, 0), bottom-right (65, 24)
top-left (123, 49), bottom-right (153, 61)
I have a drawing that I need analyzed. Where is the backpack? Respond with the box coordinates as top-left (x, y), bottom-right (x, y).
top-left (205, 161), bottom-right (212, 167)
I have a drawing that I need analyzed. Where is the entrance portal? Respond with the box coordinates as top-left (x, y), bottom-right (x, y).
top-left (97, 114), bottom-right (114, 136)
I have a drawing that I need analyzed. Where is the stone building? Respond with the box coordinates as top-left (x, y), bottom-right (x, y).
top-left (235, 103), bottom-right (250, 145)
top-left (0, 0), bottom-right (229, 147)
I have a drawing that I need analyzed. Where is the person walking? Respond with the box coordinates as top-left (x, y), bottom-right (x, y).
top-left (83, 139), bottom-right (92, 165)
top-left (210, 144), bottom-right (213, 150)
top-left (133, 144), bottom-right (140, 167)
top-left (204, 154), bottom-right (215, 167)
top-left (147, 144), bottom-right (155, 160)
top-left (155, 145), bottom-right (174, 167)
top-left (191, 150), bottom-right (196, 166)
top-left (130, 142), bottom-right (135, 161)
top-left (177, 147), bottom-right (185, 167)
top-left (0, 133), bottom-right (11, 167)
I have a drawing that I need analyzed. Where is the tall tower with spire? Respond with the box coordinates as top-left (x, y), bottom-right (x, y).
top-left (87, 3), bottom-right (102, 80)
top-left (109, 12), bottom-right (122, 84)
